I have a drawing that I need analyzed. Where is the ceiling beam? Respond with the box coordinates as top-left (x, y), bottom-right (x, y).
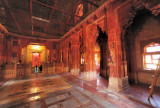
top-left (34, 31), bottom-right (64, 36)
top-left (2, 24), bottom-right (31, 30)
top-left (4, 24), bottom-right (64, 36)
top-left (3, 24), bottom-right (66, 34)
top-left (30, 0), bottom-right (34, 35)
top-left (7, 6), bottom-right (49, 16)
top-left (2, 24), bottom-right (37, 35)
top-left (32, 0), bottom-right (81, 18)
top-left (83, 0), bottom-right (99, 8)
top-left (8, 32), bottom-right (61, 41)
top-left (3, 0), bottom-right (21, 33)
top-left (10, 31), bottom-right (63, 39)
top-left (51, 28), bottom-right (66, 32)
top-left (50, 20), bottom-right (75, 26)
top-left (43, 0), bottom-right (58, 36)
top-left (54, 8), bottom-right (81, 18)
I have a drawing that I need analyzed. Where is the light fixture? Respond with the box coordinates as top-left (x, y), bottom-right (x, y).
top-left (32, 45), bottom-right (40, 50)
top-left (32, 16), bottom-right (50, 22)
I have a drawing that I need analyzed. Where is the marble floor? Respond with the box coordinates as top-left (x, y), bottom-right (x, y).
top-left (0, 73), bottom-right (159, 108)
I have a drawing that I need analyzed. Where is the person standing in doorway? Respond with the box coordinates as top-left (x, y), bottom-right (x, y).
top-left (35, 65), bottom-right (38, 74)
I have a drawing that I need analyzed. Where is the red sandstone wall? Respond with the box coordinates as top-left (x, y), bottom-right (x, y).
top-left (134, 16), bottom-right (160, 86)
top-left (4, 36), bottom-right (59, 64)
top-left (58, 0), bottom-right (160, 84)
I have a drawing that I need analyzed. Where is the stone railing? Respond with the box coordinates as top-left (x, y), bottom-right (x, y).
top-left (0, 64), bottom-right (16, 78)
top-left (3, 64), bottom-right (15, 70)
top-left (16, 64), bottom-right (31, 78)
top-left (0, 62), bottom-right (64, 79)
top-left (55, 62), bottom-right (64, 73)
top-left (42, 62), bottom-right (64, 74)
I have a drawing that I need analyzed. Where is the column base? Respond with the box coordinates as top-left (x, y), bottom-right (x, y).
top-left (70, 69), bottom-right (80, 75)
top-left (83, 71), bottom-right (97, 81)
top-left (100, 69), bottom-right (109, 78)
top-left (108, 76), bottom-right (129, 91)
top-left (63, 67), bottom-right (70, 72)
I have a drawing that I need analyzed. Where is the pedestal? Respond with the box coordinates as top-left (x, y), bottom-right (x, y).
top-left (108, 76), bottom-right (129, 91)
top-left (83, 71), bottom-right (97, 81)
top-left (63, 67), bottom-right (70, 72)
top-left (70, 69), bottom-right (80, 76)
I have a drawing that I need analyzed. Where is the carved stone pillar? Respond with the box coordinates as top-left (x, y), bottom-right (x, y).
top-left (82, 24), bottom-right (98, 80)
top-left (70, 39), bottom-right (80, 75)
top-left (63, 47), bottom-right (69, 72)
top-left (0, 35), bottom-right (3, 65)
top-left (0, 24), bottom-right (7, 65)
top-left (107, 8), bottom-right (129, 91)
top-left (83, 42), bottom-right (97, 80)
top-left (60, 49), bottom-right (62, 63)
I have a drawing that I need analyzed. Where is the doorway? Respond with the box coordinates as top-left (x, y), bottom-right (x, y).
top-left (94, 42), bottom-right (100, 74)
top-left (32, 53), bottom-right (41, 74)
top-left (96, 27), bottom-right (109, 78)
top-left (32, 53), bottom-right (40, 67)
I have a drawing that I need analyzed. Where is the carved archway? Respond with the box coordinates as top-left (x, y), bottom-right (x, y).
top-left (120, 2), bottom-right (160, 83)
top-left (120, 1), bottom-right (160, 39)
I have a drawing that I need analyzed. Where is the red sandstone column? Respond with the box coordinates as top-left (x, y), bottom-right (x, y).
top-left (107, 8), bottom-right (129, 91)
top-left (0, 24), bottom-right (7, 65)
top-left (82, 24), bottom-right (97, 80)
top-left (63, 46), bottom-right (69, 72)
top-left (70, 42), bottom-right (80, 75)
top-left (83, 42), bottom-right (97, 80)
top-left (0, 36), bottom-right (3, 65)
top-left (7, 39), bottom-right (12, 64)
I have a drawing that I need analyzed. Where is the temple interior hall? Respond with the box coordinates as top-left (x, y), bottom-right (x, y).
top-left (0, 0), bottom-right (160, 108)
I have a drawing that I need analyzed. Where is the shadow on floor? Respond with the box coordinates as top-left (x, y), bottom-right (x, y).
top-left (120, 83), bottom-right (160, 108)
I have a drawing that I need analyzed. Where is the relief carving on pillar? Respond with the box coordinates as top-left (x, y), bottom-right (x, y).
top-left (70, 31), bottom-right (82, 47)
top-left (140, 0), bottom-right (160, 15)
top-left (108, 42), bottom-right (116, 66)
top-left (87, 24), bottom-right (99, 44)
top-left (97, 18), bottom-right (105, 32)
top-left (119, 1), bottom-right (160, 37)
top-left (71, 38), bottom-right (80, 47)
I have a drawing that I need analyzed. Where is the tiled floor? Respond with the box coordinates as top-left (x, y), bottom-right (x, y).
top-left (58, 72), bottom-right (160, 108)
top-left (0, 79), bottom-right (9, 87)
top-left (120, 83), bottom-right (160, 108)
top-left (0, 73), bottom-right (159, 108)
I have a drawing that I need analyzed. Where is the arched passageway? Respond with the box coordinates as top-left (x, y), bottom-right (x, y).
top-left (94, 27), bottom-right (109, 79)
top-left (124, 8), bottom-right (160, 86)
